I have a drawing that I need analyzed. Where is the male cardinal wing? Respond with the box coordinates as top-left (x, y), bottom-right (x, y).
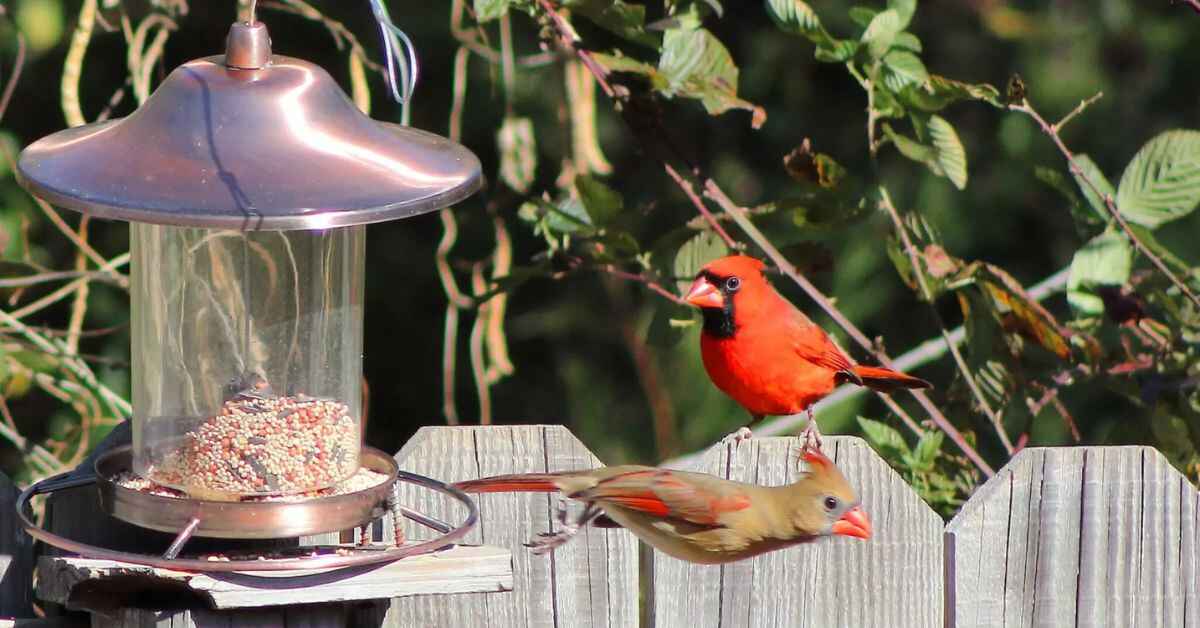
top-left (784, 312), bottom-right (856, 375)
top-left (571, 470), bottom-right (750, 526)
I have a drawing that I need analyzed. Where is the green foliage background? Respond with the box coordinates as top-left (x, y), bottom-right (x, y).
top-left (1, 0), bottom-right (1199, 516)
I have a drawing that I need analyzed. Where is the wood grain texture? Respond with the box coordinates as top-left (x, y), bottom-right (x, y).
top-left (92, 605), bottom-right (360, 627)
top-left (1, 472), bottom-right (34, 617)
top-left (378, 425), bottom-right (639, 628)
top-left (37, 545), bottom-right (510, 610)
top-left (946, 446), bottom-right (1200, 628)
top-left (651, 436), bottom-right (943, 628)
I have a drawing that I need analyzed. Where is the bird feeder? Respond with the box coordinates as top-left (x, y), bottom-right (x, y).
top-left (13, 18), bottom-right (481, 563)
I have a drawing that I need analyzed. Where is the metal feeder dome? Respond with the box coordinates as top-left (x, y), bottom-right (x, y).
top-left (16, 21), bottom-right (482, 230)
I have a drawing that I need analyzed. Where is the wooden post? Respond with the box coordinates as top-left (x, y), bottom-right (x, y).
top-left (651, 436), bottom-right (944, 628)
top-left (374, 425), bottom-right (640, 627)
top-left (1, 471), bottom-right (34, 617)
top-left (945, 446), bottom-right (1200, 627)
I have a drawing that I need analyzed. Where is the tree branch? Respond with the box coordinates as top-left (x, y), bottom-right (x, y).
top-left (879, 187), bottom-right (1014, 454)
top-left (1009, 95), bottom-right (1200, 312)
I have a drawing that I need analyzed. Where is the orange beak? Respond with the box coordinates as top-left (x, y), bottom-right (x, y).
top-left (684, 276), bottom-right (724, 309)
top-left (831, 506), bottom-right (872, 540)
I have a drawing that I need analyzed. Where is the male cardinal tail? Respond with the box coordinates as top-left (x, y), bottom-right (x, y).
top-left (849, 365), bottom-right (932, 392)
top-left (453, 474), bottom-right (563, 494)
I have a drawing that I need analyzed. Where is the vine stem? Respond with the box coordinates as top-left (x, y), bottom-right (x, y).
top-left (1009, 95), bottom-right (1200, 312)
top-left (878, 187), bottom-right (1014, 454)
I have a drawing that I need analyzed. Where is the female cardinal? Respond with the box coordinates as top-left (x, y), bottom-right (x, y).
top-left (454, 448), bottom-right (870, 564)
top-left (684, 255), bottom-right (931, 446)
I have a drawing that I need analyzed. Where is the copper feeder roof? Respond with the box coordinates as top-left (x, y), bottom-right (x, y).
top-left (16, 21), bottom-right (482, 230)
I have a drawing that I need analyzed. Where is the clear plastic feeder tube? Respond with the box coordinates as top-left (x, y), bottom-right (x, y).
top-left (131, 223), bottom-right (365, 499)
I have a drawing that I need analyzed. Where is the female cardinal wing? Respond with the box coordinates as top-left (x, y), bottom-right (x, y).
top-left (571, 470), bottom-right (750, 526)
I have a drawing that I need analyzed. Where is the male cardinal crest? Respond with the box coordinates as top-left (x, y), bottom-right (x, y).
top-left (454, 448), bottom-right (871, 564)
top-left (684, 255), bottom-right (931, 447)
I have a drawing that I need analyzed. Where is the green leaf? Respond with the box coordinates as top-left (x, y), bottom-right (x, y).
top-left (857, 416), bottom-right (910, 459)
top-left (861, 9), bottom-right (901, 59)
top-left (848, 6), bottom-right (878, 27)
top-left (575, 175), bottom-right (623, 228)
top-left (892, 32), bottom-right (922, 52)
top-left (1035, 166), bottom-right (1103, 238)
top-left (1115, 130), bottom-right (1200, 228)
top-left (913, 431), bottom-right (944, 470)
top-left (766, 0), bottom-right (858, 62)
top-left (474, 0), bottom-right (511, 21)
top-left (881, 50), bottom-right (928, 92)
top-left (497, 117), bottom-right (537, 193)
top-left (658, 26), bottom-right (766, 126)
top-left (1068, 229), bottom-right (1133, 317)
top-left (928, 115), bottom-right (968, 190)
top-left (888, 0), bottom-right (917, 29)
top-left (673, 232), bottom-right (729, 293)
top-left (884, 124), bottom-right (938, 165)
top-left (1071, 154), bottom-right (1115, 222)
top-left (563, 0), bottom-right (658, 47)
top-left (899, 74), bottom-right (1001, 112)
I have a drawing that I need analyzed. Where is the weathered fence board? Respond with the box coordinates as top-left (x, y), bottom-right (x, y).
top-left (1, 471), bottom-right (34, 617)
top-left (652, 436), bottom-right (944, 628)
top-left (946, 446), bottom-right (1200, 628)
top-left (376, 425), bottom-right (639, 628)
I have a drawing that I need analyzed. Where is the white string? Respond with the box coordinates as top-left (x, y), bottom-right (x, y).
top-left (367, 0), bottom-right (419, 124)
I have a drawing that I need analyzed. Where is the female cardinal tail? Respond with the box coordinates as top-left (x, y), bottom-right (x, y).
top-left (453, 474), bottom-right (563, 494)
top-left (850, 365), bottom-right (931, 392)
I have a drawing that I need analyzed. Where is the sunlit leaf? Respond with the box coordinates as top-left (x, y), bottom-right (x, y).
top-left (913, 431), bottom-right (944, 471)
top-left (1068, 229), bottom-right (1133, 317)
top-left (474, 0), bottom-right (511, 21)
top-left (1115, 130), bottom-right (1200, 228)
top-left (861, 9), bottom-right (901, 59)
top-left (673, 232), bottom-right (729, 293)
top-left (766, 0), bottom-right (859, 62)
top-left (881, 50), bottom-right (929, 93)
top-left (892, 32), bottom-right (922, 52)
top-left (658, 25), bottom-right (766, 126)
top-left (888, 0), bottom-right (917, 29)
top-left (497, 117), bottom-right (537, 193)
top-left (857, 416), bottom-right (910, 459)
top-left (929, 115), bottom-right (968, 190)
top-left (1071, 154), bottom-right (1114, 222)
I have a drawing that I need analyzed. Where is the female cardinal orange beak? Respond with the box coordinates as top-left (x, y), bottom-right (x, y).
top-left (831, 506), bottom-right (872, 540)
top-left (685, 276), bottom-right (724, 309)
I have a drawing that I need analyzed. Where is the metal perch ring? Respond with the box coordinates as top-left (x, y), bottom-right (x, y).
top-left (15, 446), bottom-right (479, 572)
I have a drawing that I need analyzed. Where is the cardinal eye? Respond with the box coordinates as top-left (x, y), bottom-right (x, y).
top-left (823, 496), bottom-right (839, 512)
top-left (725, 276), bottom-right (741, 292)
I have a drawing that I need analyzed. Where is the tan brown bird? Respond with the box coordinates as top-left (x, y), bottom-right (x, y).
top-left (453, 448), bottom-right (871, 564)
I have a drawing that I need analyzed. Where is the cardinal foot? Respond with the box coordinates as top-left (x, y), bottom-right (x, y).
top-left (721, 427), bottom-right (754, 447)
top-left (526, 525), bottom-right (580, 555)
top-left (800, 417), bottom-right (823, 454)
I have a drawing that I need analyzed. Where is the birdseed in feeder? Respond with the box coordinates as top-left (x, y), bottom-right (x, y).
top-left (148, 393), bottom-right (360, 499)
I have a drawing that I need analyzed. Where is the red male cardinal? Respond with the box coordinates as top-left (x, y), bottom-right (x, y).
top-left (454, 448), bottom-right (870, 564)
top-left (684, 255), bottom-right (931, 446)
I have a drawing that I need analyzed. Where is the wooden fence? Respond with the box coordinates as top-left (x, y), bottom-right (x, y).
top-left (2, 424), bottom-right (1198, 627)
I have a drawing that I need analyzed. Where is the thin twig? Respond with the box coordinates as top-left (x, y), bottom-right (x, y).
top-left (9, 253), bottom-right (130, 321)
top-left (65, 216), bottom-right (91, 354)
top-left (0, 30), bottom-right (26, 124)
top-left (596, 265), bottom-right (688, 306)
top-left (0, 269), bottom-right (127, 289)
top-left (663, 163), bottom-right (738, 250)
top-left (1009, 96), bottom-right (1200, 312)
top-left (536, 0), bottom-right (615, 98)
top-left (879, 188), bottom-right (1014, 454)
top-left (705, 180), bottom-right (995, 476)
top-left (469, 263), bottom-right (493, 425)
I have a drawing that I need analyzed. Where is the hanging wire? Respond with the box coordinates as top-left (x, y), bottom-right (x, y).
top-left (248, 0), bottom-right (258, 23)
top-left (367, 0), bottom-right (420, 125)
